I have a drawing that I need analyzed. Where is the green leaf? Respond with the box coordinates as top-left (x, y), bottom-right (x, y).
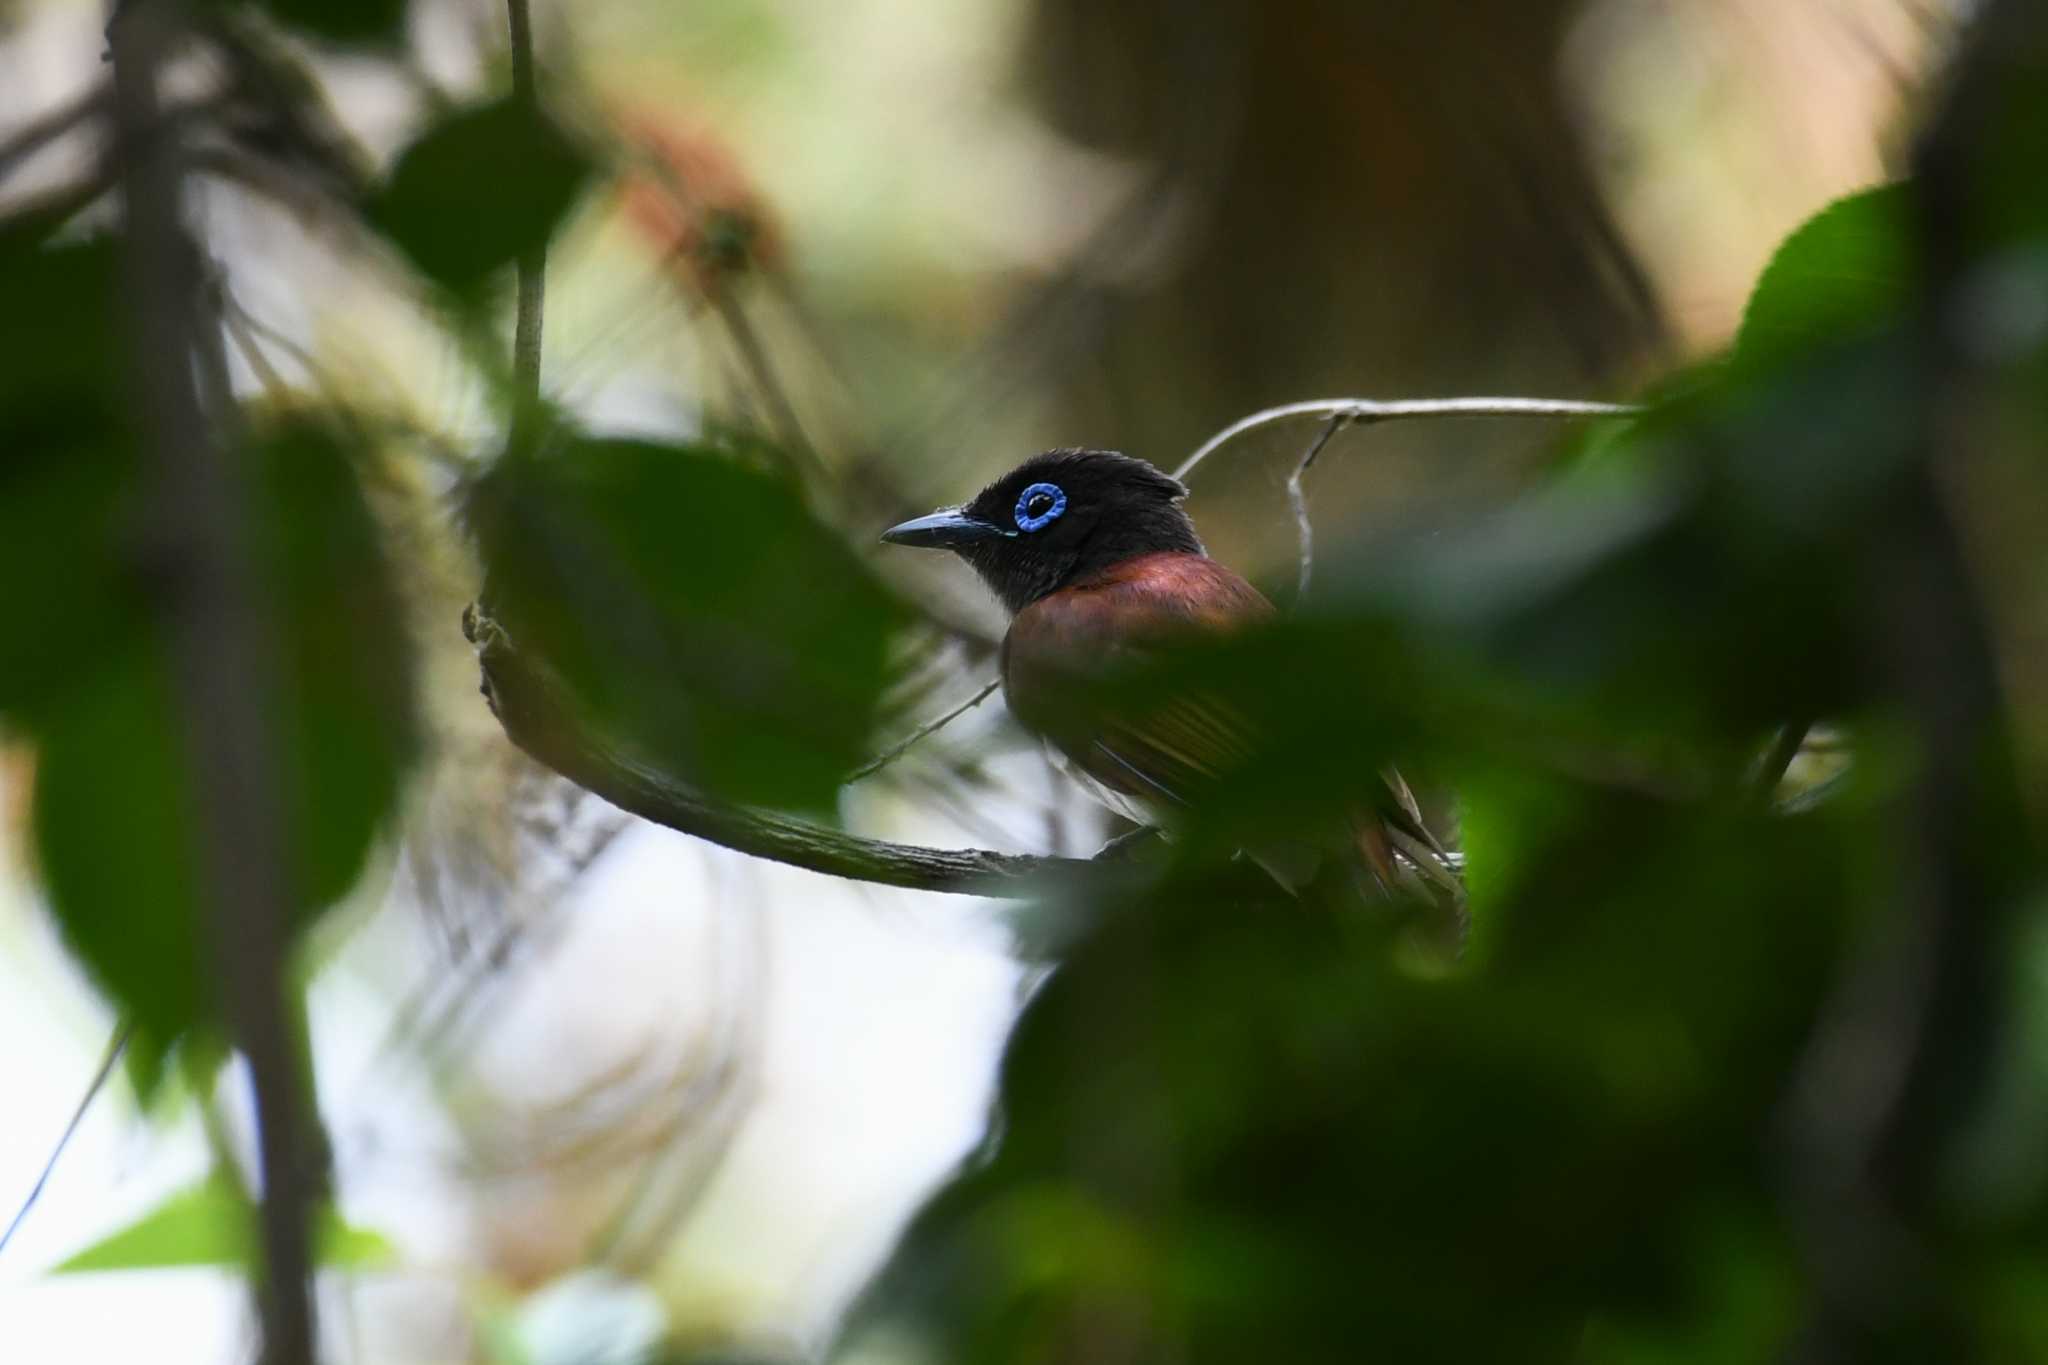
top-left (0, 234), bottom-right (150, 725)
top-left (370, 97), bottom-right (593, 295)
top-left (240, 0), bottom-right (409, 47)
top-left (34, 651), bottom-right (211, 1039)
top-left (851, 789), bottom-right (1852, 1365)
top-left (54, 1178), bottom-right (395, 1273)
top-left (469, 433), bottom-right (909, 812)
top-left (1734, 183), bottom-right (1912, 374)
top-left (31, 416), bottom-right (417, 1042)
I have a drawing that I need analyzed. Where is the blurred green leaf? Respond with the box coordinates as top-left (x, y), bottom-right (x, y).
top-left (34, 652), bottom-right (210, 1039)
top-left (239, 0), bottom-right (408, 47)
top-left (469, 433), bottom-right (909, 812)
top-left (849, 782), bottom-right (1852, 1364)
top-left (844, 147), bottom-right (2048, 1365)
top-left (1734, 183), bottom-right (1912, 374)
top-left (0, 234), bottom-right (149, 724)
top-left (370, 97), bottom-right (592, 295)
top-left (54, 1178), bottom-right (394, 1273)
top-left (31, 416), bottom-right (416, 1042)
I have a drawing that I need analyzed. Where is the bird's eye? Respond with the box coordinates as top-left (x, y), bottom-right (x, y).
top-left (1014, 481), bottom-right (1066, 533)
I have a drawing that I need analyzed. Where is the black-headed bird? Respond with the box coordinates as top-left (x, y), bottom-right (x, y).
top-left (881, 448), bottom-right (1462, 922)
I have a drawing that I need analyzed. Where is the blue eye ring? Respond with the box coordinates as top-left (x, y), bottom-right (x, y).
top-left (1014, 482), bottom-right (1067, 533)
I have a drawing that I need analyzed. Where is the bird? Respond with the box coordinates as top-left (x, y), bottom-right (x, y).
top-left (880, 447), bottom-right (1462, 923)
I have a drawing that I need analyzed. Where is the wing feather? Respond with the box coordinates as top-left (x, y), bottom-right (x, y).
top-left (1002, 551), bottom-right (1462, 923)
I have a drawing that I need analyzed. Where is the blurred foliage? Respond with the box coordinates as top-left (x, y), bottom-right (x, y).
top-left (53, 1177), bottom-right (394, 1273)
top-left (1733, 184), bottom-right (1911, 375)
top-left (466, 430), bottom-right (912, 813)
top-left (237, 0), bottom-right (409, 50)
top-left (372, 95), bottom-right (594, 298)
top-left (176, 0), bottom-right (411, 50)
top-left (0, 216), bottom-right (417, 1050)
top-left (837, 60), bottom-right (2048, 1365)
top-left (3, 0), bottom-right (2046, 1361)
top-left (24, 411), bottom-right (417, 1047)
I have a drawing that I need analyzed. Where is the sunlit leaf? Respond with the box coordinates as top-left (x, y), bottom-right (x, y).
top-left (54, 1178), bottom-right (394, 1273)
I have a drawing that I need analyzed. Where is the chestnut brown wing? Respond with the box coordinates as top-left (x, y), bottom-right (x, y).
top-left (1000, 552), bottom-right (1272, 812)
top-left (1002, 551), bottom-right (1463, 912)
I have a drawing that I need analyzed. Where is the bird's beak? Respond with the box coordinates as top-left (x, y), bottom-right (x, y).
top-left (879, 507), bottom-right (1013, 548)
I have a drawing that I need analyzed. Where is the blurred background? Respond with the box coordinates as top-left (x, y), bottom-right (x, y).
top-left (3, 0), bottom-right (2031, 1362)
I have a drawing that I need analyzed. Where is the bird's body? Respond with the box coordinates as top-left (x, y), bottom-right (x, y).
top-left (883, 448), bottom-right (1460, 918)
top-left (1003, 549), bottom-right (1271, 822)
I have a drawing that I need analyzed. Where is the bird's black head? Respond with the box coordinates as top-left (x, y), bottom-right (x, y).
top-left (881, 449), bottom-right (1204, 615)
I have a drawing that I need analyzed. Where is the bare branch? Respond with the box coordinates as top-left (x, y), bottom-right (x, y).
top-left (1173, 395), bottom-right (1639, 483)
top-left (109, 3), bottom-right (317, 1360)
top-left (848, 677), bottom-right (1002, 782)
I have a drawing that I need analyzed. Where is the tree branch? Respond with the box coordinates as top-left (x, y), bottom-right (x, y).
top-left (851, 395), bottom-right (1639, 770)
top-left (1171, 395), bottom-right (1639, 482)
top-left (465, 392), bottom-right (1642, 899)
top-left (108, 3), bottom-right (317, 1361)
top-left (464, 605), bottom-right (1096, 897)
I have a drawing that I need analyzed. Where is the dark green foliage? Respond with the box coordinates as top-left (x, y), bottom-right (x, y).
top-left (1734, 184), bottom-right (1913, 374)
top-left (5, 5), bottom-right (2047, 1354)
top-left (370, 96), bottom-right (593, 296)
top-left (0, 234), bottom-right (148, 723)
top-left (17, 395), bottom-right (417, 1042)
top-left (229, 0), bottom-right (409, 47)
top-left (855, 792), bottom-right (1849, 1364)
top-left (836, 122), bottom-right (2048, 1365)
top-left (468, 433), bottom-right (911, 812)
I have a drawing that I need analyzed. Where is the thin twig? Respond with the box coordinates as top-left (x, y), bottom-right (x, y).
top-left (848, 678), bottom-right (1001, 782)
top-left (1286, 413), bottom-right (1348, 603)
top-left (1173, 395), bottom-right (1639, 483)
top-left (0, 1024), bottom-right (130, 1261)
